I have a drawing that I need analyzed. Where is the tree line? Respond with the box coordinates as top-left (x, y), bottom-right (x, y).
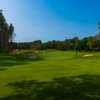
top-left (12, 35), bottom-right (100, 52)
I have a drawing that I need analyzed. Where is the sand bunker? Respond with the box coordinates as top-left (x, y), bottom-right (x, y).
top-left (83, 54), bottom-right (94, 57)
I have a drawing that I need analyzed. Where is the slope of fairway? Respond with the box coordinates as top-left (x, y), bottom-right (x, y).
top-left (0, 51), bottom-right (100, 99)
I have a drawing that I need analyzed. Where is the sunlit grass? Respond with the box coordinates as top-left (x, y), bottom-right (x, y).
top-left (0, 50), bottom-right (100, 99)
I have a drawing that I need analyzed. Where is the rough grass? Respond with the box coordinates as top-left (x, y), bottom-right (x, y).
top-left (0, 50), bottom-right (100, 100)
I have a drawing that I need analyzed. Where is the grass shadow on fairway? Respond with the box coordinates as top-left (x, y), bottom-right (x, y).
top-left (0, 68), bottom-right (6, 71)
top-left (0, 54), bottom-right (43, 67)
top-left (0, 74), bottom-right (100, 100)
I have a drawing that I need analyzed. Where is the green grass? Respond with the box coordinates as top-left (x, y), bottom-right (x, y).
top-left (0, 51), bottom-right (100, 100)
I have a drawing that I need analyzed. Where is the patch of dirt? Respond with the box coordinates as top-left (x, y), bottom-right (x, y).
top-left (27, 56), bottom-right (37, 59)
top-left (83, 54), bottom-right (94, 57)
top-left (27, 53), bottom-right (35, 56)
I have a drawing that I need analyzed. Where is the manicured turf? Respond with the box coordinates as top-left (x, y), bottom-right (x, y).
top-left (0, 51), bottom-right (100, 100)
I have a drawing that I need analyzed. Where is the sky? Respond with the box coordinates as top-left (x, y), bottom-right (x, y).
top-left (0, 0), bottom-right (100, 42)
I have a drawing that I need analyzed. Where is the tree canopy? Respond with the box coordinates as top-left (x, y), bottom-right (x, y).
top-left (0, 10), bottom-right (14, 53)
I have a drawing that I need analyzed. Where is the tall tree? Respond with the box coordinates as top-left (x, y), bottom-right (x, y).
top-left (0, 10), bottom-right (15, 53)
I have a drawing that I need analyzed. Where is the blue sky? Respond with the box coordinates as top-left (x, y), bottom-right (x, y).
top-left (0, 0), bottom-right (100, 42)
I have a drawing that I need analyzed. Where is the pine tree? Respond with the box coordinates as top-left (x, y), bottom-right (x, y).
top-left (0, 9), bottom-right (15, 53)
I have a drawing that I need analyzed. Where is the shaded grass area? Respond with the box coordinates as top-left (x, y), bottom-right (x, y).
top-left (0, 53), bottom-right (43, 67)
top-left (0, 68), bottom-right (6, 71)
top-left (0, 75), bottom-right (100, 100)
